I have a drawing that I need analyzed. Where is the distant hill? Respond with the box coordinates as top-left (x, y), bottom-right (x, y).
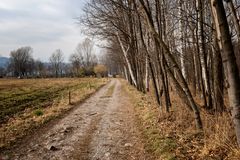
top-left (0, 57), bottom-right (9, 68)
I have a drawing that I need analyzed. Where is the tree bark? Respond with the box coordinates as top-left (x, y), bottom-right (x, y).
top-left (145, 56), bottom-right (150, 92)
top-left (212, 29), bottom-right (225, 112)
top-left (211, 0), bottom-right (240, 146)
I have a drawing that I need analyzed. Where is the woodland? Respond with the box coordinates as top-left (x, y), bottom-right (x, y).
top-left (82, 0), bottom-right (240, 156)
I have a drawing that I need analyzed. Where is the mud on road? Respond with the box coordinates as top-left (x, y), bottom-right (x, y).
top-left (2, 79), bottom-right (149, 160)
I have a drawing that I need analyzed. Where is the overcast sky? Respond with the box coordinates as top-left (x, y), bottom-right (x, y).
top-left (0, 0), bottom-right (88, 62)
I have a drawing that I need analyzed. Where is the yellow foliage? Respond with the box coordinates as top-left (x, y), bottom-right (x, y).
top-left (94, 64), bottom-right (107, 77)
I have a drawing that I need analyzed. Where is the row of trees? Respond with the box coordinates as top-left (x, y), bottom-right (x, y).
top-left (82, 0), bottom-right (240, 146)
top-left (1, 38), bottom-right (108, 78)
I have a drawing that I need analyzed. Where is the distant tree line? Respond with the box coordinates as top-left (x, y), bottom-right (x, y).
top-left (0, 38), bottom-right (108, 78)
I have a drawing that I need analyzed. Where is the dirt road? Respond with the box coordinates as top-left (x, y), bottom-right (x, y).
top-left (2, 79), bottom-right (148, 160)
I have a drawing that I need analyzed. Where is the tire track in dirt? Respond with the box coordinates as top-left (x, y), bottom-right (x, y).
top-left (1, 79), bottom-right (148, 160)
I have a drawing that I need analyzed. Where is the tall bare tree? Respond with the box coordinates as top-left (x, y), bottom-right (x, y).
top-left (49, 49), bottom-right (64, 77)
top-left (9, 46), bottom-right (33, 77)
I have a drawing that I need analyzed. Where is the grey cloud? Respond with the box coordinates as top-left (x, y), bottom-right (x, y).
top-left (0, 0), bottom-right (87, 61)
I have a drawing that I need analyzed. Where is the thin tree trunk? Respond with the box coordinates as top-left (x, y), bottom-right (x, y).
top-left (160, 53), bottom-right (171, 112)
top-left (212, 29), bottom-right (225, 112)
top-left (155, 0), bottom-right (171, 112)
top-left (145, 56), bottom-right (150, 92)
top-left (116, 33), bottom-right (137, 86)
top-left (178, 0), bottom-right (187, 80)
top-left (196, 17), bottom-right (208, 108)
top-left (124, 66), bottom-right (129, 82)
top-left (197, 0), bottom-right (212, 109)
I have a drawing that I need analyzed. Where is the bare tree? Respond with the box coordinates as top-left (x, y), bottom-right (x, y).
top-left (9, 46), bottom-right (33, 77)
top-left (76, 38), bottom-right (97, 67)
top-left (69, 52), bottom-right (83, 77)
top-left (49, 49), bottom-right (64, 77)
top-left (74, 38), bottom-right (97, 75)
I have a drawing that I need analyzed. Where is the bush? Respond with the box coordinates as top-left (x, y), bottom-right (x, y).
top-left (94, 65), bottom-right (107, 77)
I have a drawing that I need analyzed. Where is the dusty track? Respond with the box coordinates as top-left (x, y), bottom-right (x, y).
top-left (2, 79), bottom-right (148, 160)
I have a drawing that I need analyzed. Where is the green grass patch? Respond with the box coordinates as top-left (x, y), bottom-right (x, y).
top-left (33, 109), bottom-right (44, 116)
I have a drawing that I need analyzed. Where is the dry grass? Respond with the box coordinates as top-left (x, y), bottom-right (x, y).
top-left (0, 78), bottom-right (108, 149)
top-left (123, 80), bottom-right (240, 160)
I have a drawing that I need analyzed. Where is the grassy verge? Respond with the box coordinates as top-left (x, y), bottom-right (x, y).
top-left (0, 78), bottom-right (109, 149)
top-left (122, 80), bottom-right (240, 160)
top-left (122, 80), bottom-right (177, 160)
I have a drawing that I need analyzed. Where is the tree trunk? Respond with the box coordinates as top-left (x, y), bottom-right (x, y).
top-left (211, 0), bottom-right (240, 146)
top-left (124, 65), bottom-right (129, 82)
top-left (212, 29), bottom-right (225, 112)
top-left (116, 33), bottom-right (137, 86)
top-left (145, 56), bottom-right (150, 92)
top-left (178, 0), bottom-right (187, 80)
top-left (197, 0), bottom-right (212, 109)
top-left (195, 14), bottom-right (208, 108)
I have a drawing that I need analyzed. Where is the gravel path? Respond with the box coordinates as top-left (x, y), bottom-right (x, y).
top-left (2, 79), bottom-right (148, 160)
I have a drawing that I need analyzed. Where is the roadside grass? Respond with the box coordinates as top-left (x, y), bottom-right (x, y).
top-left (122, 80), bottom-right (177, 160)
top-left (123, 80), bottom-right (239, 160)
top-left (0, 78), bottom-right (108, 149)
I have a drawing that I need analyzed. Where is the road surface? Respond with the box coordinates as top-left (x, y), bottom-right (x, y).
top-left (2, 79), bottom-right (149, 160)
